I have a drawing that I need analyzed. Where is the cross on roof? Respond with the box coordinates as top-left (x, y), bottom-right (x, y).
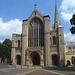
top-left (34, 4), bottom-right (37, 9)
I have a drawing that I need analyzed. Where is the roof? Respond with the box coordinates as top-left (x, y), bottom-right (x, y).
top-left (66, 42), bottom-right (75, 46)
top-left (58, 25), bottom-right (63, 28)
top-left (13, 31), bottom-right (17, 34)
top-left (43, 15), bottom-right (50, 18)
top-left (23, 15), bottom-right (50, 22)
top-left (23, 19), bottom-right (28, 22)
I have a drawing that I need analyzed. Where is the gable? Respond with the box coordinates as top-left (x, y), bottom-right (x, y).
top-left (28, 9), bottom-right (44, 23)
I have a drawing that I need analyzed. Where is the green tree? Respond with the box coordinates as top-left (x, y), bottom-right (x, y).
top-left (70, 14), bottom-right (75, 34)
top-left (0, 43), bottom-right (4, 58)
top-left (3, 39), bottom-right (12, 59)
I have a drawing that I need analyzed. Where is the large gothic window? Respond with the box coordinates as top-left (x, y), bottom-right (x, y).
top-left (28, 18), bottom-right (44, 47)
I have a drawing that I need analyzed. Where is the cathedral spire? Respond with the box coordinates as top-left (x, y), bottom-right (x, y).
top-left (52, 22), bottom-right (54, 28)
top-left (52, 22), bottom-right (54, 30)
top-left (54, 0), bottom-right (59, 30)
top-left (59, 21), bottom-right (61, 26)
top-left (34, 4), bottom-right (37, 9)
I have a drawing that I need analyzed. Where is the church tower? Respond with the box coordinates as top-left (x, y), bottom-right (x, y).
top-left (54, 0), bottom-right (59, 30)
top-left (49, 0), bottom-right (65, 67)
top-left (57, 22), bottom-right (65, 67)
top-left (54, 1), bottom-right (65, 66)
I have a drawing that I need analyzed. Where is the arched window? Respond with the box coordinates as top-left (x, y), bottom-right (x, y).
top-left (71, 56), bottom-right (75, 65)
top-left (18, 40), bottom-right (20, 47)
top-left (67, 60), bottom-right (70, 66)
top-left (28, 18), bottom-right (44, 47)
top-left (53, 36), bottom-right (56, 45)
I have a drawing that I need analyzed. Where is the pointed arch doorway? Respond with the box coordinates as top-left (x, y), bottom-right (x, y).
top-left (16, 55), bottom-right (21, 65)
top-left (52, 54), bottom-right (58, 66)
top-left (30, 52), bottom-right (40, 65)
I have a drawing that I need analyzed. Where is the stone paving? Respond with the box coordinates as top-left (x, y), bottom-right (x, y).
top-left (0, 64), bottom-right (36, 75)
top-left (48, 70), bottom-right (75, 75)
top-left (0, 67), bottom-right (36, 75)
top-left (0, 64), bottom-right (75, 75)
top-left (0, 68), bottom-right (75, 75)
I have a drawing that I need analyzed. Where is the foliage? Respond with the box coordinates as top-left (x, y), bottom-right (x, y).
top-left (0, 39), bottom-right (12, 59)
top-left (70, 14), bottom-right (75, 34)
top-left (0, 43), bottom-right (4, 58)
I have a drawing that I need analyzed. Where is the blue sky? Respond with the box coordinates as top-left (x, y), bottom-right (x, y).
top-left (0, 0), bottom-right (75, 42)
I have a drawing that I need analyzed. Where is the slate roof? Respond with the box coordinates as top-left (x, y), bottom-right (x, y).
top-left (66, 42), bottom-right (75, 46)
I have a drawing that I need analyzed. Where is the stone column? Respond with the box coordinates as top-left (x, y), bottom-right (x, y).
top-left (33, 21), bottom-right (34, 47)
top-left (44, 17), bottom-right (51, 67)
top-left (26, 50), bottom-right (29, 66)
top-left (12, 34), bottom-right (17, 65)
top-left (38, 20), bottom-right (39, 47)
top-left (22, 21), bottom-right (28, 65)
top-left (12, 48), bottom-right (16, 65)
top-left (50, 55), bottom-right (52, 66)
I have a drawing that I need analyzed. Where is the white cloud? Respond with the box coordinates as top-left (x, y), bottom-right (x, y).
top-left (64, 32), bottom-right (75, 42)
top-left (60, 12), bottom-right (72, 21)
top-left (60, 0), bottom-right (75, 21)
top-left (0, 18), bottom-right (22, 41)
top-left (0, 17), bottom-right (74, 43)
top-left (60, 0), bottom-right (75, 42)
top-left (0, 40), bottom-right (3, 43)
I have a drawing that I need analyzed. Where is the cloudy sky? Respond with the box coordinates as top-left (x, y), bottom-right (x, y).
top-left (0, 0), bottom-right (75, 42)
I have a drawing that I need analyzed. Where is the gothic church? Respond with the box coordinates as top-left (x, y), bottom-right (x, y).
top-left (11, 2), bottom-right (65, 67)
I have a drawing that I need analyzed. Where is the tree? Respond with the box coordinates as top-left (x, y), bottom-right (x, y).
top-left (70, 14), bottom-right (75, 34)
top-left (0, 43), bottom-right (4, 58)
top-left (2, 39), bottom-right (12, 59)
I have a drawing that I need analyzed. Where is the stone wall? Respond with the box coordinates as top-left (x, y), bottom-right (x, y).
top-left (0, 58), bottom-right (2, 63)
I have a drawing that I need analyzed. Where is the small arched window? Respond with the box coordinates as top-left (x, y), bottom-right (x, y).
top-left (18, 40), bottom-right (20, 47)
top-left (73, 46), bottom-right (75, 49)
top-left (68, 47), bottom-right (71, 50)
top-left (67, 60), bottom-right (70, 65)
top-left (53, 36), bottom-right (56, 45)
top-left (71, 56), bottom-right (75, 65)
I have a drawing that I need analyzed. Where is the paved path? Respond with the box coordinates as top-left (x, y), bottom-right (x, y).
top-left (0, 68), bottom-right (35, 75)
top-left (0, 63), bottom-right (11, 69)
top-left (24, 69), bottom-right (67, 75)
top-left (0, 64), bottom-right (75, 75)
top-left (47, 69), bottom-right (75, 75)
top-left (1, 68), bottom-right (75, 75)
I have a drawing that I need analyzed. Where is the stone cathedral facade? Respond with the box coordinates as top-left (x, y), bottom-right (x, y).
top-left (11, 2), bottom-right (65, 67)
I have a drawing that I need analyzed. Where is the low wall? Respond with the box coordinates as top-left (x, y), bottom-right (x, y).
top-left (0, 58), bottom-right (2, 63)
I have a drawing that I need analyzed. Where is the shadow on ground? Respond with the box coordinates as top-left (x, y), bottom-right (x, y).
top-left (44, 67), bottom-right (75, 71)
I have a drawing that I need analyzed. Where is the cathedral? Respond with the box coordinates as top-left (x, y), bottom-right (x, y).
top-left (11, 2), bottom-right (66, 67)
